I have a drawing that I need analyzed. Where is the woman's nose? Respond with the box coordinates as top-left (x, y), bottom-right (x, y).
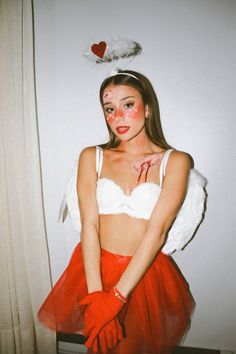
top-left (115, 116), bottom-right (124, 122)
top-left (114, 108), bottom-right (124, 121)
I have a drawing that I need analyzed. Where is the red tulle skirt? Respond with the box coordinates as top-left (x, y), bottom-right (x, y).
top-left (38, 243), bottom-right (194, 354)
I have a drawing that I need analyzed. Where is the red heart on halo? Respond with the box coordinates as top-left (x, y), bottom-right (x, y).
top-left (91, 41), bottom-right (107, 59)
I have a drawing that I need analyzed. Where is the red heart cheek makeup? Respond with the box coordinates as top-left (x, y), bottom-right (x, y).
top-left (106, 103), bottom-right (143, 122)
top-left (123, 103), bottom-right (142, 119)
top-left (106, 113), bottom-right (114, 122)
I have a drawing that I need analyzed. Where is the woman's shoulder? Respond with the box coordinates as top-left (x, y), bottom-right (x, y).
top-left (168, 149), bottom-right (194, 170)
top-left (80, 145), bottom-right (97, 154)
top-left (79, 145), bottom-right (97, 159)
top-left (78, 146), bottom-right (98, 169)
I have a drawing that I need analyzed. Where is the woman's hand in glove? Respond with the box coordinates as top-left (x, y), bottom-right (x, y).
top-left (91, 318), bottom-right (124, 353)
top-left (80, 287), bottom-right (127, 349)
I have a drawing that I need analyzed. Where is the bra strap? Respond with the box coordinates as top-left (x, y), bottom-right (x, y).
top-left (96, 146), bottom-right (103, 178)
top-left (159, 149), bottom-right (174, 187)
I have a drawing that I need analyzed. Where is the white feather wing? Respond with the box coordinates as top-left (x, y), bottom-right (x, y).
top-left (162, 169), bottom-right (207, 254)
top-left (58, 161), bottom-right (81, 233)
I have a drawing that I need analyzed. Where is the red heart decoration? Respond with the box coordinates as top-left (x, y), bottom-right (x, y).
top-left (91, 41), bottom-right (107, 59)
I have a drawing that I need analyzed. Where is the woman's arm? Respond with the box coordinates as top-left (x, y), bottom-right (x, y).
top-left (115, 150), bottom-right (191, 297)
top-left (77, 147), bottom-right (102, 293)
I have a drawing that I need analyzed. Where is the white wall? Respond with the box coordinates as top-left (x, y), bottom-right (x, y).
top-left (34, 0), bottom-right (236, 350)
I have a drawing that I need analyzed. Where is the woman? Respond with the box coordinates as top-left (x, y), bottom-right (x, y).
top-left (38, 70), bottom-right (194, 354)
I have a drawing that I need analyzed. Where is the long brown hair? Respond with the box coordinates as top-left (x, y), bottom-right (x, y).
top-left (99, 70), bottom-right (171, 150)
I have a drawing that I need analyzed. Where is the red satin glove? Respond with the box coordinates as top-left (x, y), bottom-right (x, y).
top-left (90, 318), bottom-right (124, 353)
top-left (80, 287), bottom-right (127, 349)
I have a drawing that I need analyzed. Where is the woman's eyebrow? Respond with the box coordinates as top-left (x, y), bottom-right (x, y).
top-left (103, 95), bottom-right (136, 106)
top-left (120, 95), bottom-right (136, 101)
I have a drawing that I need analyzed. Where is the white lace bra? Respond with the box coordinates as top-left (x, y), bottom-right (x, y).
top-left (96, 146), bottom-right (173, 220)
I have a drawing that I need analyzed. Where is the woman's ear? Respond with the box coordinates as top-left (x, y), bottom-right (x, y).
top-left (145, 105), bottom-right (150, 119)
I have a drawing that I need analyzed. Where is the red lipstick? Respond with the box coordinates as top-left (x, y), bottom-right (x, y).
top-left (116, 126), bottom-right (130, 134)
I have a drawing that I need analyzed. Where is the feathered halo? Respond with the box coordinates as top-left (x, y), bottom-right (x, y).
top-left (83, 37), bottom-right (142, 74)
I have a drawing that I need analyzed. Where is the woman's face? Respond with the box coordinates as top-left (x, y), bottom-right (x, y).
top-left (102, 84), bottom-right (149, 141)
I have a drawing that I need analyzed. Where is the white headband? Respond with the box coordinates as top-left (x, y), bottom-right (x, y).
top-left (109, 72), bottom-right (140, 81)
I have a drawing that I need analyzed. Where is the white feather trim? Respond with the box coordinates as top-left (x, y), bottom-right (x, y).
top-left (83, 37), bottom-right (142, 64)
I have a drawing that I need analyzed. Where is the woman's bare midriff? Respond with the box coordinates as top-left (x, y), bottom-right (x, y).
top-left (99, 214), bottom-right (148, 256)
